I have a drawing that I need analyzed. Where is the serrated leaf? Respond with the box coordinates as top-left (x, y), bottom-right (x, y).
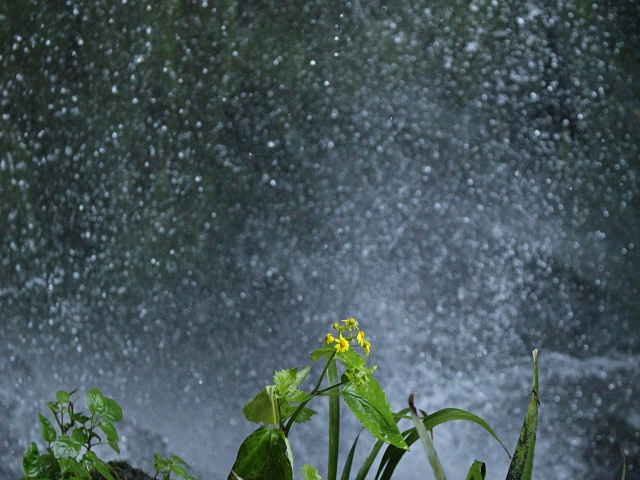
top-left (337, 349), bottom-right (367, 370)
top-left (466, 461), bottom-right (486, 480)
top-left (39, 414), bottom-right (57, 443)
top-left (22, 442), bottom-right (40, 477)
top-left (56, 390), bottom-right (70, 404)
top-left (86, 388), bottom-right (104, 414)
top-left (227, 427), bottom-right (293, 480)
top-left (287, 388), bottom-right (311, 403)
top-left (506, 349), bottom-right (539, 480)
top-left (302, 464), bottom-right (323, 480)
top-left (243, 388), bottom-right (279, 426)
top-left (99, 419), bottom-right (119, 443)
top-left (292, 408), bottom-right (317, 423)
top-left (310, 346), bottom-right (334, 362)
top-left (102, 397), bottom-right (123, 422)
top-left (51, 435), bottom-right (81, 459)
top-left (274, 368), bottom-right (299, 395)
top-left (342, 377), bottom-right (408, 450)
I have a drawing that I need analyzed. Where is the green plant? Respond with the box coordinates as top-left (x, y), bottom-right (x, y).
top-left (154, 453), bottom-right (197, 480)
top-left (20, 388), bottom-right (197, 480)
top-left (21, 388), bottom-right (123, 480)
top-left (228, 318), bottom-right (528, 480)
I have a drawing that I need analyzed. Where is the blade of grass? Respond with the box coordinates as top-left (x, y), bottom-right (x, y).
top-left (376, 407), bottom-right (509, 480)
top-left (354, 439), bottom-right (384, 480)
top-left (340, 430), bottom-right (361, 480)
top-left (409, 393), bottom-right (447, 480)
top-left (505, 349), bottom-right (539, 480)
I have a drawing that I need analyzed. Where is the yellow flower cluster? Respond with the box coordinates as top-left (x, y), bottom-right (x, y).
top-left (324, 317), bottom-right (371, 356)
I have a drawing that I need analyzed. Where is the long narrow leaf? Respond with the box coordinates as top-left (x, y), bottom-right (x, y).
top-left (327, 357), bottom-right (340, 480)
top-left (354, 439), bottom-right (384, 480)
top-left (340, 430), bottom-right (361, 480)
top-left (505, 349), bottom-right (539, 480)
top-left (409, 394), bottom-right (447, 480)
top-left (376, 407), bottom-right (508, 480)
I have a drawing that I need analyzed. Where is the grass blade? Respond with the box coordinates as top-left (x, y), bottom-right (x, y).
top-left (409, 394), bottom-right (447, 480)
top-left (505, 349), bottom-right (539, 480)
top-left (465, 460), bottom-right (486, 479)
top-left (340, 430), bottom-right (361, 480)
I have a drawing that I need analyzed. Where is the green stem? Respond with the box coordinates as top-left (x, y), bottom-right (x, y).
top-left (327, 356), bottom-right (340, 480)
top-left (283, 351), bottom-right (337, 435)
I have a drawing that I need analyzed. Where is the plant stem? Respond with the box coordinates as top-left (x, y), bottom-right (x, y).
top-left (283, 351), bottom-right (337, 435)
top-left (327, 356), bottom-right (340, 480)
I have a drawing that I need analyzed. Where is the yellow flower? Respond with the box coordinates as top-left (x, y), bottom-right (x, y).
top-left (341, 317), bottom-right (358, 331)
top-left (325, 333), bottom-right (335, 345)
top-left (356, 330), bottom-right (365, 346)
top-left (335, 334), bottom-right (350, 353)
top-left (363, 340), bottom-right (371, 356)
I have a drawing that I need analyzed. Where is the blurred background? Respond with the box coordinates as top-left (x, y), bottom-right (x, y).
top-left (1, 0), bottom-right (639, 478)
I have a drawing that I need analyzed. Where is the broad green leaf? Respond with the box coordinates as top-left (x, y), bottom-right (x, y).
top-left (409, 394), bottom-right (447, 480)
top-left (155, 453), bottom-right (171, 471)
top-left (71, 428), bottom-right (87, 445)
top-left (310, 346), bottom-right (334, 362)
top-left (292, 407), bottom-right (316, 423)
top-left (58, 457), bottom-right (90, 478)
top-left (466, 461), bottom-right (486, 479)
top-left (337, 349), bottom-right (366, 370)
top-left (51, 435), bottom-right (81, 459)
top-left (342, 376), bottom-right (408, 450)
top-left (56, 390), bottom-right (70, 404)
top-left (22, 442), bottom-right (40, 477)
top-left (243, 388), bottom-right (279, 426)
top-left (302, 464), bottom-right (323, 480)
top-left (86, 388), bottom-right (105, 414)
top-left (102, 397), bottom-right (123, 422)
top-left (171, 465), bottom-right (187, 477)
top-left (39, 414), bottom-right (57, 443)
top-left (90, 459), bottom-right (115, 480)
top-left (506, 349), bottom-right (539, 480)
top-left (227, 427), bottom-right (293, 480)
top-left (108, 439), bottom-right (120, 455)
top-left (99, 419), bottom-right (119, 443)
top-left (340, 431), bottom-right (361, 480)
top-left (171, 454), bottom-right (190, 466)
top-left (274, 367), bottom-right (310, 396)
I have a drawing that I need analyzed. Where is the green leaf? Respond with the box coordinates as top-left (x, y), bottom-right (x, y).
top-left (90, 459), bottom-right (115, 480)
top-left (22, 442), bottom-right (40, 477)
top-left (337, 349), bottom-right (367, 370)
top-left (506, 349), bottom-right (539, 480)
top-left (342, 377), bottom-right (408, 450)
top-left (171, 455), bottom-right (190, 466)
top-left (102, 397), bottom-right (123, 422)
top-left (292, 407), bottom-right (316, 424)
top-left (71, 428), bottom-right (87, 445)
top-left (56, 390), bottom-right (70, 404)
top-left (466, 461), bottom-right (486, 480)
top-left (274, 368), bottom-right (300, 394)
top-left (58, 457), bottom-right (91, 479)
top-left (108, 439), bottom-right (121, 455)
top-left (51, 435), bottom-right (82, 459)
top-left (302, 464), bottom-right (323, 480)
top-left (99, 419), bottom-right (119, 443)
top-left (227, 427), bottom-right (293, 480)
top-left (340, 431), bottom-right (361, 480)
top-left (171, 465), bottom-right (188, 477)
top-left (409, 394), bottom-right (447, 480)
top-left (86, 388), bottom-right (105, 414)
top-left (376, 406), bottom-right (509, 480)
top-left (71, 412), bottom-right (91, 424)
top-left (243, 388), bottom-right (279, 426)
top-left (154, 453), bottom-right (171, 471)
top-left (39, 414), bottom-right (57, 443)
top-left (310, 346), bottom-right (334, 362)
